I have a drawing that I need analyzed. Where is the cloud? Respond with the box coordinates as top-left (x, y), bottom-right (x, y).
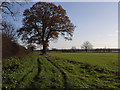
top-left (115, 30), bottom-right (120, 33)
top-left (115, 30), bottom-right (118, 33)
top-left (108, 34), bottom-right (113, 37)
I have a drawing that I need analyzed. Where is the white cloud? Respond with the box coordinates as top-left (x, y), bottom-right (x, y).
top-left (115, 30), bottom-right (120, 33)
top-left (108, 34), bottom-right (113, 37)
top-left (115, 30), bottom-right (119, 33)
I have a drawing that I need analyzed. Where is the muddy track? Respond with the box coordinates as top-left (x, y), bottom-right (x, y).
top-left (29, 58), bottom-right (42, 88)
top-left (45, 57), bottom-right (67, 89)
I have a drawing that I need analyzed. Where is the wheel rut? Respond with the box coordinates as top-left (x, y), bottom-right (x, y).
top-left (45, 57), bottom-right (67, 89)
top-left (29, 58), bottom-right (42, 88)
top-left (16, 69), bottom-right (33, 86)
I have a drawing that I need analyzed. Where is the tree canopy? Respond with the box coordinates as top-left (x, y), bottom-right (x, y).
top-left (18, 2), bottom-right (75, 54)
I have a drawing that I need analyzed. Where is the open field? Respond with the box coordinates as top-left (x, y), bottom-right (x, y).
top-left (2, 1), bottom-right (119, 89)
top-left (2, 52), bottom-right (120, 89)
top-left (49, 52), bottom-right (119, 71)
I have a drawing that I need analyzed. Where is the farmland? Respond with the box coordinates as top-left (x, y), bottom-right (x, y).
top-left (2, 52), bottom-right (120, 89)
top-left (1, 1), bottom-right (119, 89)
top-left (49, 52), bottom-right (119, 71)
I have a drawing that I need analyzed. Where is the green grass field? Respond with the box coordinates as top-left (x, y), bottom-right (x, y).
top-left (2, 52), bottom-right (120, 89)
top-left (49, 52), bottom-right (119, 71)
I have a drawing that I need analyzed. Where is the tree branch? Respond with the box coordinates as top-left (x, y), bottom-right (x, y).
top-left (51, 30), bottom-right (67, 32)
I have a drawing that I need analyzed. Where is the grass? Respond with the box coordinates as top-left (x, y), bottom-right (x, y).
top-left (2, 52), bottom-right (120, 89)
top-left (48, 52), bottom-right (119, 71)
top-left (45, 56), bottom-right (120, 89)
top-left (2, 52), bottom-right (38, 88)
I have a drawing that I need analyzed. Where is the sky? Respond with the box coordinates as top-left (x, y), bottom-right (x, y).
top-left (50, 2), bottom-right (118, 49)
top-left (4, 2), bottom-right (118, 49)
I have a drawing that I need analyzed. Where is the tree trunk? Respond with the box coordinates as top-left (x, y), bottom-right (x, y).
top-left (42, 44), bottom-right (47, 55)
top-left (85, 48), bottom-right (87, 52)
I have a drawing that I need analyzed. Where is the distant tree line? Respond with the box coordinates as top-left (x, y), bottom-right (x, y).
top-left (39, 41), bottom-right (119, 53)
top-left (48, 48), bottom-right (119, 53)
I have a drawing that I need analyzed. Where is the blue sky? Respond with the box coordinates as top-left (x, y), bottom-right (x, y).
top-left (5, 2), bottom-right (118, 49)
top-left (50, 2), bottom-right (118, 49)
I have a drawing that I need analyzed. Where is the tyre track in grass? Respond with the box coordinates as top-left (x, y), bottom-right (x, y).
top-left (48, 54), bottom-right (86, 65)
top-left (48, 55), bottom-right (120, 75)
top-left (34, 58), bottom-right (42, 81)
top-left (45, 57), bottom-right (67, 89)
top-left (29, 58), bottom-right (42, 88)
top-left (15, 68), bottom-right (33, 87)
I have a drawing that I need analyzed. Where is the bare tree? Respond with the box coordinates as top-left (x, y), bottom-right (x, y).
top-left (1, 0), bottom-right (31, 16)
top-left (71, 46), bottom-right (76, 49)
top-left (81, 41), bottom-right (93, 52)
top-left (1, 1), bottom-right (32, 43)
top-left (2, 21), bottom-right (17, 43)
